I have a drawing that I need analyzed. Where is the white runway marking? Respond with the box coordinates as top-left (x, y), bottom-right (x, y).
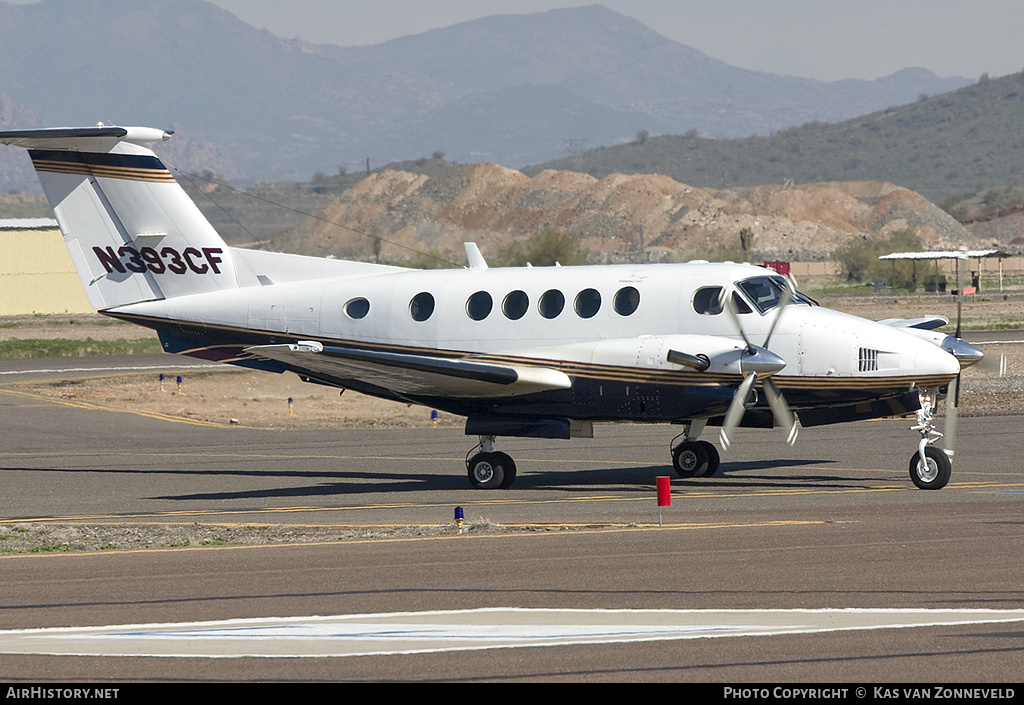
top-left (2, 608), bottom-right (1024, 658)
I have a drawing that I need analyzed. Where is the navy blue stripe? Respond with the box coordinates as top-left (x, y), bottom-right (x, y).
top-left (0, 127), bottom-right (127, 141)
top-left (28, 149), bottom-right (166, 170)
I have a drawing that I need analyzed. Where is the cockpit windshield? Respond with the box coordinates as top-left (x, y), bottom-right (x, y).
top-left (736, 275), bottom-right (813, 314)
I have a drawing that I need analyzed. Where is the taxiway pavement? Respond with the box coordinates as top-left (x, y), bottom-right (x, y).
top-left (0, 360), bottom-right (1021, 681)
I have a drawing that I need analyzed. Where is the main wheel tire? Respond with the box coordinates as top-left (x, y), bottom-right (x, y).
top-left (494, 452), bottom-right (517, 489)
top-left (698, 440), bottom-right (720, 477)
top-left (467, 451), bottom-right (515, 489)
top-left (909, 446), bottom-right (951, 490)
top-left (672, 441), bottom-right (709, 478)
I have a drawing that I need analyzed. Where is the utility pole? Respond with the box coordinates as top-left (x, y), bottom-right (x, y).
top-left (563, 138), bottom-right (588, 172)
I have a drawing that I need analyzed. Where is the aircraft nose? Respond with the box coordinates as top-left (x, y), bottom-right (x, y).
top-left (941, 335), bottom-right (985, 368)
top-left (915, 337), bottom-right (962, 378)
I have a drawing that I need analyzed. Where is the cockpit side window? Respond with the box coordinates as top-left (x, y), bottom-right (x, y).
top-left (731, 291), bottom-right (753, 314)
top-left (692, 286), bottom-right (724, 315)
top-left (736, 276), bottom-right (791, 314)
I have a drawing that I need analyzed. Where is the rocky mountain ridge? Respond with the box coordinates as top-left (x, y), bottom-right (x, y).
top-left (276, 164), bottom-right (979, 265)
top-left (0, 0), bottom-right (970, 192)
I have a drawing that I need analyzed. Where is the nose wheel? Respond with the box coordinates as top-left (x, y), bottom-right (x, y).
top-left (910, 446), bottom-right (951, 490)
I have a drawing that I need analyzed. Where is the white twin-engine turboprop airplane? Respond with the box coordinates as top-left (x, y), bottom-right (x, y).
top-left (0, 126), bottom-right (983, 490)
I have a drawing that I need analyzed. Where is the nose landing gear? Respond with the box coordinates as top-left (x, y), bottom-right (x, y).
top-left (908, 388), bottom-right (952, 490)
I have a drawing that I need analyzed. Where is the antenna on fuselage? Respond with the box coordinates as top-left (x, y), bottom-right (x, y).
top-left (465, 242), bottom-right (488, 270)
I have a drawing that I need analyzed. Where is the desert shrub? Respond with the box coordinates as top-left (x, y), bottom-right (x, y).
top-left (494, 229), bottom-right (587, 267)
top-left (834, 230), bottom-right (922, 290)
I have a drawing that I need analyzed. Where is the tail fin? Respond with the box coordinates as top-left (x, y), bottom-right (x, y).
top-left (0, 126), bottom-right (241, 309)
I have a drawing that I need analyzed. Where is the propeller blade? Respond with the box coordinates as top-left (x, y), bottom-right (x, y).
top-left (720, 289), bottom-right (754, 354)
top-left (762, 286), bottom-right (793, 349)
top-left (945, 375), bottom-right (958, 458)
top-left (763, 377), bottom-right (798, 446)
top-left (719, 372), bottom-right (757, 451)
top-left (955, 298), bottom-right (962, 339)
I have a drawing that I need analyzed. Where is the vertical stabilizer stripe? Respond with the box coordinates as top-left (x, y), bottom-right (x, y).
top-left (28, 150), bottom-right (175, 183)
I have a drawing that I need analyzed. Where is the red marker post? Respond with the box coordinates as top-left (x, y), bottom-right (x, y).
top-left (656, 476), bottom-right (671, 526)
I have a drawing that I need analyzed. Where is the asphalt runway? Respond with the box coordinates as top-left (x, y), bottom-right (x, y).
top-left (0, 357), bottom-right (1022, 682)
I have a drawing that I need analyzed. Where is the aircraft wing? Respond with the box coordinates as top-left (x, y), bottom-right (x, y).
top-left (244, 342), bottom-right (572, 399)
top-left (877, 315), bottom-right (949, 330)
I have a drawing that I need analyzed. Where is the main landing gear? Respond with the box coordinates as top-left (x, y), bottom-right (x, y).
top-left (908, 388), bottom-right (952, 490)
top-left (466, 435), bottom-right (517, 489)
top-left (465, 428), bottom-right (721, 489)
top-left (671, 420), bottom-right (720, 479)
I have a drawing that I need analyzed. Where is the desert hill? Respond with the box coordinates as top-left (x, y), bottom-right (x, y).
top-left (528, 71), bottom-right (1024, 205)
top-left (273, 165), bottom-right (979, 265)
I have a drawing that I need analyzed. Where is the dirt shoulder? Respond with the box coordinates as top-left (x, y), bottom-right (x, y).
top-left (0, 519), bottom-right (585, 555)
top-left (23, 366), bottom-right (464, 430)
top-left (0, 314), bottom-right (154, 342)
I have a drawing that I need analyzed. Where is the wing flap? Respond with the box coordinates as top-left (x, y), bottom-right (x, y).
top-left (245, 343), bottom-right (572, 398)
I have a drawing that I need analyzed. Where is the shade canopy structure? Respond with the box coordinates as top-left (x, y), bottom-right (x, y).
top-left (879, 248), bottom-right (1011, 292)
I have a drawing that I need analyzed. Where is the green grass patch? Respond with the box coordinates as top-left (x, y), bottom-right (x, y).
top-left (801, 275), bottom-right (1024, 299)
top-left (199, 537), bottom-right (232, 546)
top-left (0, 337), bottom-right (162, 359)
top-left (27, 543), bottom-right (71, 553)
top-left (956, 314), bottom-right (1024, 330)
top-left (800, 278), bottom-right (881, 298)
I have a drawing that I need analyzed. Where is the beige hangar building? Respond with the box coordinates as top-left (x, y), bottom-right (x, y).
top-left (0, 218), bottom-right (93, 315)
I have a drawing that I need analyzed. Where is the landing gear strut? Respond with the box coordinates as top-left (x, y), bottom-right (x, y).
top-left (671, 421), bottom-right (720, 478)
top-left (466, 435), bottom-right (517, 489)
top-left (908, 389), bottom-right (951, 490)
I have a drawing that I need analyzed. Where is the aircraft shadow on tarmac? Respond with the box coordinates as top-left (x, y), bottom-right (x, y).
top-left (517, 458), bottom-right (865, 493)
top-left (160, 457), bottom-right (860, 500)
top-left (1, 456), bottom-right (858, 503)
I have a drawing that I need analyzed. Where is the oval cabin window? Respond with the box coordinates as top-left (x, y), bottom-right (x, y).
top-left (613, 286), bottom-right (640, 316)
top-left (409, 292), bottom-right (435, 321)
top-left (466, 291), bottom-right (493, 321)
top-left (574, 288), bottom-right (601, 318)
top-left (502, 290), bottom-right (529, 320)
top-left (538, 289), bottom-right (565, 319)
top-left (344, 297), bottom-right (370, 319)
top-left (692, 287), bottom-right (724, 315)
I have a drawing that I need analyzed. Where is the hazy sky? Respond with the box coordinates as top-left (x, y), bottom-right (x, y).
top-left (202, 0), bottom-right (1023, 81)
top-left (5, 0), bottom-right (1019, 81)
